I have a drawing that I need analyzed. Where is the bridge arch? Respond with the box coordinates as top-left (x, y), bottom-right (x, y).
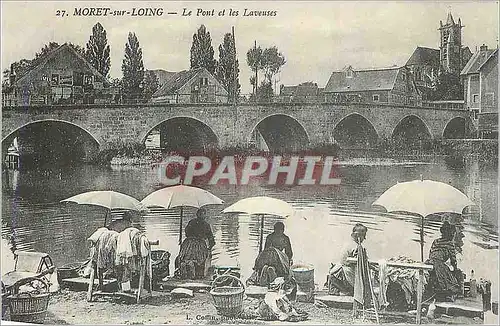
top-left (333, 113), bottom-right (379, 148)
top-left (391, 114), bottom-right (433, 143)
top-left (2, 119), bottom-right (101, 166)
top-left (141, 116), bottom-right (219, 152)
top-left (442, 116), bottom-right (475, 139)
top-left (248, 114), bottom-right (310, 152)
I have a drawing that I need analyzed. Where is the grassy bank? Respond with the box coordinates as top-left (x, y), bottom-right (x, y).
top-left (94, 139), bottom-right (498, 166)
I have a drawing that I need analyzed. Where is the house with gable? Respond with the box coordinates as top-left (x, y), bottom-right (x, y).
top-left (323, 65), bottom-right (421, 106)
top-left (2, 43), bottom-right (114, 106)
top-left (150, 67), bottom-right (228, 104)
top-left (461, 44), bottom-right (498, 139)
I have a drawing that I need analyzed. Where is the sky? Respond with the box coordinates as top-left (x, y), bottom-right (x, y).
top-left (1, 1), bottom-right (499, 94)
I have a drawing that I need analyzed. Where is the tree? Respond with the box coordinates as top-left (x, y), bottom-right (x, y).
top-left (256, 80), bottom-right (274, 103)
top-left (247, 45), bottom-right (286, 97)
top-left (430, 71), bottom-right (463, 100)
top-left (85, 22), bottom-right (111, 77)
top-left (143, 71), bottom-right (159, 101)
top-left (261, 46), bottom-right (286, 91)
top-left (190, 25), bottom-right (217, 74)
top-left (121, 32), bottom-right (144, 102)
top-left (246, 45), bottom-right (263, 97)
top-left (35, 42), bottom-right (60, 59)
top-left (216, 32), bottom-right (240, 103)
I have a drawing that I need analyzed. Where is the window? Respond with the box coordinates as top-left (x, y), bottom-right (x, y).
top-left (199, 77), bottom-right (209, 86)
top-left (73, 72), bottom-right (84, 86)
top-left (51, 74), bottom-right (60, 85)
top-left (346, 70), bottom-right (353, 78)
top-left (373, 94), bottom-right (380, 102)
top-left (84, 75), bottom-right (93, 85)
top-left (473, 94), bottom-right (479, 103)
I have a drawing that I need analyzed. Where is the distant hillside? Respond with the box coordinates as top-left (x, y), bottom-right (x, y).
top-left (148, 69), bottom-right (177, 87)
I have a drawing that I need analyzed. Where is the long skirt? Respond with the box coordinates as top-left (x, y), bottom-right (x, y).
top-left (328, 265), bottom-right (355, 295)
top-left (176, 237), bottom-right (210, 279)
top-left (428, 260), bottom-right (461, 297)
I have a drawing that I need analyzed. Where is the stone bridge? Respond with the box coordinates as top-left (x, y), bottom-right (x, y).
top-left (2, 103), bottom-right (475, 160)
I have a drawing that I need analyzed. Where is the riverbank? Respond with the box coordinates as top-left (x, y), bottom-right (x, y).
top-left (38, 289), bottom-right (483, 325)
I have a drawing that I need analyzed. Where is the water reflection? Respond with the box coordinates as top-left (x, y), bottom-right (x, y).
top-left (2, 156), bottom-right (498, 293)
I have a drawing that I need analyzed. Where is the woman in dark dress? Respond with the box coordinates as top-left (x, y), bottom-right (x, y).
top-left (175, 208), bottom-right (215, 279)
top-left (425, 221), bottom-right (463, 301)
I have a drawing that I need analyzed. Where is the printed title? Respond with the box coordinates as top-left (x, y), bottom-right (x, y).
top-left (56, 7), bottom-right (277, 18)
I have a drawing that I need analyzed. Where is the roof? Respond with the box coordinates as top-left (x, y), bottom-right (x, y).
top-left (14, 43), bottom-right (108, 86)
top-left (461, 49), bottom-right (498, 75)
top-left (324, 66), bottom-right (401, 93)
top-left (152, 68), bottom-right (204, 97)
top-left (148, 69), bottom-right (177, 86)
top-left (446, 12), bottom-right (455, 25)
top-left (406, 47), bottom-right (440, 67)
top-left (280, 84), bottom-right (319, 97)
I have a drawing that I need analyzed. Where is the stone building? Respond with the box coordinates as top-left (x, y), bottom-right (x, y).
top-left (150, 67), bottom-right (228, 104)
top-left (2, 43), bottom-right (113, 106)
top-left (461, 45), bottom-right (498, 139)
top-left (278, 82), bottom-right (323, 103)
top-left (405, 12), bottom-right (472, 99)
top-left (323, 65), bottom-right (421, 106)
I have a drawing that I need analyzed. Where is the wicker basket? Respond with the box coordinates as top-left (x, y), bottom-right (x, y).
top-left (210, 275), bottom-right (245, 317)
top-left (7, 277), bottom-right (50, 324)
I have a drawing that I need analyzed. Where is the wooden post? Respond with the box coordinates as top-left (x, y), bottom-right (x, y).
top-left (148, 252), bottom-right (153, 294)
top-left (179, 207), bottom-right (184, 245)
top-left (259, 214), bottom-right (264, 253)
top-left (416, 269), bottom-right (423, 324)
top-left (137, 262), bottom-right (145, 304)
top-left (87, 263), bottom-right (95, 302)
top-left (420, 217), bottom-right (425, 262)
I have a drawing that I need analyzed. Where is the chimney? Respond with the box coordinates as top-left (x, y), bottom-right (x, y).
top-left (480, 44), bottom-right (488, 52)
top-left (9, 64), bottom-right (16, 86)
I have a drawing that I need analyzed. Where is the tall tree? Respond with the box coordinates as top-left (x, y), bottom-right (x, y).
top-left (86, 22), bottom-right (111, 77)
top-left (261, 46), bottom-right (286, 92)
top-left (246, 45), bottom-right (263, 97)
top-left (121, 32), bottom-right (144, 101)
top-left (143, 71), bottom-right (159, 101)
top-left (190, 25), bottom-right (217, 74)
top-left (216, 32), bottom-right (240, 103)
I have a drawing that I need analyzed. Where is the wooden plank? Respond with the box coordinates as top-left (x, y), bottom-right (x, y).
top-left (346, 258), bottom-right (433, 271)
top-left (416, 269), bottom-right (423, 324)
top-left (63, 277), bottom-right (117, 286)
top-left (315, 295), bottom-right (354, 310)
top-left (157, 279), bottom-right (211, 292)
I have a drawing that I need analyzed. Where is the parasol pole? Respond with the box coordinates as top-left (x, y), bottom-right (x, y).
top-left (420, 216), bottom-right (424, 262)
top-left (104, 209), bottom-right (109, 227)
top-left (179, 206), bottom-right (184, 245)
top-left (259, 214), bottom-right (264, 253)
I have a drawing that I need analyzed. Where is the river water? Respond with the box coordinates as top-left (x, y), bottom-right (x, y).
top-left (2, 155), bottom-right (498, 296)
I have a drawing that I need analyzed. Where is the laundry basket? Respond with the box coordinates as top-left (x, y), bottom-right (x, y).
top-left (210, 274), bottom-right (245, 317)
top-left (7, 277), bottom-right (50, 324)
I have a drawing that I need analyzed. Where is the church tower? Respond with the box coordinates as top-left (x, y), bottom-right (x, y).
top-left (439, 12), bottom-right (463, 74)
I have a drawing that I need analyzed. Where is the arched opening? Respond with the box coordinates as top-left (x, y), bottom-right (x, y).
top-left (333, 114), bottom-right (378, 149)
top-left (443, 117), bottom-right (472, 139)
top-left (392, 115), bottom-right (432, 146)
top-left (143, 117), bottom-right (218, 153)
top-left (250, 114), bottom-right (309, 152)
top-left (2, 120), bottom-right (100, 169)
